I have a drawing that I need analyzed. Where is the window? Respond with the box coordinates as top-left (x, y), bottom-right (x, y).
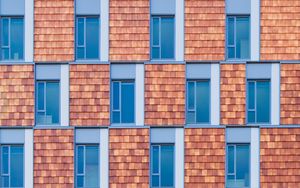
top-left (227, 16), bottom-right (250, 59)
top-left (76, 17), bottom-right (99, 59)
top-left (0, 145), bottom-right (24, 188)
top-left (151, 144), bottom-right (174, 188)
top-left (187, 80), bottom-right (210, 124)
top-left (151, 16), bottom-right (174, 60)
top-left (226, 144), bottom-right (250, 188)
top-left (247, 80), bottom-right (270, 124)
top-left (36, 81), bottom-right (60, 125)
top-left (1, 17), bottom-right (24, 60)
top-left (111, 80), bottom-right (135, 124)
top-left (76, 145), bottom-right (99, 188)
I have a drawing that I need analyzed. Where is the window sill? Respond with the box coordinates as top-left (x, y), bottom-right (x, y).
top-left (110, 124), bottom-right (146, 128)
top-left (145, 60), bottom-right (184, 64)
top-left (34, 125), bottom-right (71, 129)
top-left (72, 59), bottom-right (108, 64)
top-left (0, 60), bottom-right (33, 65)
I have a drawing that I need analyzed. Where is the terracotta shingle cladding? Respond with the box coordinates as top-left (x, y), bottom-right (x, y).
top-left (34, 0), bottom-right (74, 62)
top-left (220, 64), bottom-right (246, 125)
top-left (109, 128), bottom-right (149, 188)
top-left (185, 128), bottom-right (225, 187)
top-left (185, 0), bottom-right (225, 61)
top-left (0, 65), bottom-right (34, 126)
top-left (281, 64), bottom-right (300, 125)
top-left (34, 129), bottom-right (74, 187)
top-left (260, 0), bottom-right (300, 60)
top-left (109, 0), bottom-right (150, 61)
top-left (70, 64), bottom-right (110, 126)
top-left (145, 64), bottom-right (185, 126)
top-left (260, 128), bottom-right (300, 187)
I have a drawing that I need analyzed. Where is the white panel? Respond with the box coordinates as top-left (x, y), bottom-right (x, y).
top-left (25, 0), bottom-right (34, 62)
top-left (250, 128), bottom-right (260, 188)
top-left (136, 64), bottom-right (144, 126)
top-left (211, 64), bottom-right (220, 125)
top-left (251, 0), bottom-right (260, 61)
top-left (271, 64), bottom-right (280, 125)
top-left (60, 64), bottom-right (69, 126)
top-left (175, 0), bottom-right (184, 61)
top-left (24, 129), bottom-right (33, 188)
top-left (100, 129), bottom-right (109, 188)
top-left (175, 128), bottom-right (184, 188)
top-left (100, 0), bottom-right (109, 61)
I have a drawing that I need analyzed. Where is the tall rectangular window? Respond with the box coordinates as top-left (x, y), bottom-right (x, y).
top-left (111, 80), bottom-right (135, 124)
top-left (151, 16), bottom-right (175, 60)
top-left (247, 80), bottom-right (270, 124)
top-left (1, 17), bottom-right (24, 60)
top-left (76, 17), bottom-right (99, 59)
top-left (227, 144), bottom-right (250, 188)
top-left (227, 16), bottom-right (250, 59)
top-left (187, 80), bottom-right (210, 124)
top-left (151, 144), bottom-right (174, 188)
top-left (76, 145), bottom-right (99, 188)
top-left (0, 145), bottom-right (24, 188)
top-left (36, 81), bottom-right (60, 125)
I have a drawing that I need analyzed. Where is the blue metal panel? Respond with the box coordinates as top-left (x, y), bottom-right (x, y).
top-left (76, 129), bottom-right (101, 143)
top-left (0, 129), bottom-right (25, 143)
top-left (226, 128), bottom-right (251, 143)
top-left (111, 64), bottom-right (136, 79)
top-left (0, 0), bottom-right (24, 15)
top-left (36, 65), bottom-right (61, 80)
top-left (186, 64), bottom-right (211, 79)
top-left (247, 64), bottom-right (271, 79)
top-left (76, 0), bottom-right (100, 15)
top-left (226, 0), bottom-right (250, 14)
top-left (151, 128), bottom-right (175, 143)
top-left (151, 0), bottom-right (175, 15)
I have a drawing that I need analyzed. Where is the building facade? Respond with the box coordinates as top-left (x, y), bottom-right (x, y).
top-left (0, 0), bottom-right (299, 187)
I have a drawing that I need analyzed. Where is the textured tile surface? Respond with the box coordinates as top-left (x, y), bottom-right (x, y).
top-left (145, 64), bottom-right (185, 125)
top-left (70, 64), bottom-right (110, 126)
top-left (0, 65), bottom-right (34, 126)
top-left (220, 64), bottom-right (246, 125)
top-left (109, 128), bottom-right (149, 188)
top-left (185, 0), bottom-right (225, 61)
top-left (34, 0), bottom-right (74, 62)
top-left (34, 129), bottom-right (74, 187)
top-left (260, 128), bottom-right (300, 187)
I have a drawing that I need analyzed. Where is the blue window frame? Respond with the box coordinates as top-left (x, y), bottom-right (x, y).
top-left (36, 81), bottom-right (60, 125)
top-left (76, 17), bottom-right (99, 60)
top-left (111, 80), bottom-right (135, 124)
top-left (0, 145), bottom-right (24, 188)
top-left (247, 80), bottom-right (270, 124)
top-left (226, 16), bottom-right (250, 60)
top-left (1, 17), bottom-right (24, 61)
top-left (151, 144), bottom-right (174, 188)
top-left (151, 16), bottom-right (175, 60)
top-left (76, 145), bottom-right (99, 188)
top-left (187, 80), bottom-right (210, 124)
top-left (226, 144), bottom-right (250, 188)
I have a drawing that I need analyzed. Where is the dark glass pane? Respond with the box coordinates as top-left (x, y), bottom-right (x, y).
top-left (236, 145), bottom-right (250, 187)
top-left (86, 18), bottom-right (99, 59)
top-left (10, 146), bottom-right (24, 187)
top-left (38, 82), bottom-right (45, 110)
top-left (228, 47), bottom-right (235, 59)
top-left (236, 17), bottom-right (250, 59)
top-left (152, 146), bottom-right (159, 174)
top-left (161, 17), bottom-right (174, 59)
top-left (121, 83), bottom-right (134, 123)
top-left (187, 111), bottom-right (195, 124)
top-left (46, 82), bottom-right (60, 124)
top-left (85, 146), bottom-right (99, 187)
top-left (187, 82), bottom-right (195, 110)
top-left (1, 146), bottom-right (9, 174)
top-left (227, 145), bottom-right (234, 174)
top-left (112, 111), bottom-right (120, 123)
top-left (2, 48), bottom-right (9, 60)
top-left (228, 17), bottom-right (235, 45)
top-left (77, 47), bottom-right (84, 59)
top-left (152, 18), bottom-right (159, 46)
top-left (112, 82), bottom-right (120, 110)
top-left (161, 145), bottom-right (174, 187)
top-left (196, 81), bottom-right (210, 123)
top-left (152, 47), bottom-right (160, 59)
top-left (10, 18), bottom-right (24, 60)
top-left (257, 81), bottom-right (270, 123)
top-left (77, 18), bottom-right (84, 46)
top-left (152, 175), bottom-right (159, 187)
top-left (77, 176), bottom-right (84, 187)
top-left (2, 18), bottom-right (9, 46)
top-left (248, 82), bottom-right (255, 110)
top-left (1, 176), bottom-right (9, 187)
top-left (77, 146), bottom-right (84, 174)
top-left (248, 111), bottom-right (255, 123)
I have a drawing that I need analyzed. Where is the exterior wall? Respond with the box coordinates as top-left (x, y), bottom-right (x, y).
top-left (145, 64), bottom-right (185, 125)
top-left (260, 128), bottom-right (300, 187)
top-left (185, 128), bottom-right (225, 187)
top-left (220, 64), bottom-right (246, 125)
top-left (281, 64), bottom-right (300, 124)
top-left (70, 64), bottom-right (110, 126)
top-left (185, 0), bottom-right (225, 61)
top-left (109, 0), bottom-right (149, 61)
top-left (0, 65), bottom-right (34, 126)
top-left (260, 0), bottom-right (300, 60)
top-left (34, 129), bottom-right (74, 187)
top-left (34, 0), bottom-right (74, 62)
top-left (109, 128), bottom-right (149, 187)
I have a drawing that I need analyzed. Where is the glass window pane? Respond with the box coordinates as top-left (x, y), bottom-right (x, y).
top-left (187, 111), bottom-right (195, 124)
top-left (152, 18), bottom-right (159, 46)
top-left (152, 175), bottom-right (159, 187)
top-left (1, 146), bottom-right (9, 174)
top-left (152, 47), bottom-right (160, 59)
top-left (77, 47), bottom-right (84, 59)
top-left (228, 47), bottom-right (235, 59)
top-left (161, 17), bottom-right (174, 59)
top-left (228, 17), bottom-right (234, 45)
top-left (152, 146), bottom-right (159, 174)
top-left (196, 81), bottom-right (210, 123)
top-left (77, 18), bottom-right (84, 46)
top-left (38, 82), bottom-right (45, 110)
top-left (256, 81), bottom-right (270, 123)
top-left (46, 82), bottom-right (60, 124)
top-left (187, 82), bottom-right (195, 110)
top-left (85, 146), bottom-right (99, 187)
top-left (77, 176), bottom-right (84, 187)
top-left (161, 145), bottom-right (174, 187)
top-left (121, 83), bottom-right (134, 123)
top-left (248, 111), bottom-right (255, 123)
top-left (236, 17), bottom-right (250, 59)
top-left (112, 111), bottom-right (120, 123)
top-left (10, 18), bottom-right (24, 60)
top-left (86, 18), bottom-right (99, 59)
top-left (236, 145), bottom-right (250, 187)
top-left (1, 176), bottom-right (9, 187)
top-left (77, 146), bottom-right (84, 174)
top-left (248, 82), bottom-right (255, 110)
top-left (227, 145), bottom-right (234, 174)
top-left (113, 82), bottom-right (120, 110)
top-left (2, 18), bottom-right (9, 47)
top-left (10, 146), bottom-right (24, 187)
top-left (2, 48), bottom-right (9, 60)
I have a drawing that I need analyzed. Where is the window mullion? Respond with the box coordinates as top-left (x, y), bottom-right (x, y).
top-left (84, 18), bottom-right (87, 59)
top-left (119, 82), bottom-right (122, 123)
top-left (254, 81), bottom-right (257, 123)
top-left (159, 17), bottom-right (161, 59)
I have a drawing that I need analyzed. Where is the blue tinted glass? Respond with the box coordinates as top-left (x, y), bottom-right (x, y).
top-left (187, 111), bottom-right (195, 124)
top-left (257, 81), bottom-right (270, 123)
top-left (77, 18), bottom-right (84, 46)
top-left (77, 176), bottom-right (84, 187)
top-left (1, 176), bottom-right (9, 187)
top-left (196, 81), bottom-right (210, 123)
top-left (152, 175), bottom-right (159, 187)
top-left (152, 146), bottom-right (159, 174)
top-left (228, 17), bottom-right (234, 45)
top-left (152, 47), bottom-right (160, 59)
top-left (228, 47), bottom-right (235, 59)
top-left (227, 146), bottom-right (234, 174)
top-left (2, 19), bottom-right (9, 47)
top-left (152, 18), bottom-right (159, 46)
top-left (121, 83), bottom-right (134, 123)
top-left (248, 82), bottom-right (255, 110)
top-left (236, 145), bottom-right (250, 187)
top-left (85, 146), bottom-right (99, 187)
top-left (1, 146), bottom-right (8, 174)
top-left (86, 18), bottom-right (99, 59)
top-left (187, 82), bottom-right (195, 110)
top-left (77, 146), bottom-right (84, 174)
top-left (46, 82), bottom-right (59, 124)
top-left (10, 18), bottom-right (24, 60)
top-left (161, 17), bottom-right (174, 59)
top-left (38, 82), bottom-right (45, 110)
top-left (236, 17), bottom-right (250, 59)
top-left (113, 82), bottom-right (120, 110)
top-left (112, 111), bottom-right (120, 123)
top-left (10, 146), bottom-right (24, 187)
top-left (248, 111), bottom-right (255, 123)
top-left (77, 47), bottom-right (84, 59)
top-left (161, 145), bottom-right (174, 187)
